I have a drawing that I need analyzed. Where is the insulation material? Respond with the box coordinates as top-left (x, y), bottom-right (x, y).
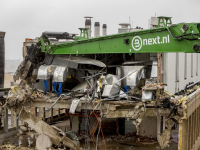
top-left (158, 119), bottom-right (175, 149)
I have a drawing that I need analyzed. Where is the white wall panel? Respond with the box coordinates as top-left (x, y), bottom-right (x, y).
top-left (198, 54), bottom-right (200, 81)
top-left (164, 53), bottom-right (176, 94)
top-left (175, 53), bottom-right (179, 93)
top-left (162, 53), bottom-right (200, 94)
top-left (178, 53), bottom-right (185, 91)
top-left (193, 53), bottom-right (197, 82)
top-left (194, 54), bottom-right (199, 82)
top-left (186, 53), bottom-right (192, 83)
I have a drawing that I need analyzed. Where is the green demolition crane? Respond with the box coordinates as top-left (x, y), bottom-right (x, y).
top-left (27, 17), bottom-right (200, 63)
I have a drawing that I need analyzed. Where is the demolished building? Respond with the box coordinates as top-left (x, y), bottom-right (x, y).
top-left (1, 16), bottom-right (200, 150)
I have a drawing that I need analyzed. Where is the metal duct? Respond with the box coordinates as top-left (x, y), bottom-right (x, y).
top-left (84, 16), bottom-right (92, 38)
top-left (102, 24), bottom-right (107, 36)
top-left (94, 22), bottom-right (100, 37)
top-left (0, 32), bottom-right (5, 89)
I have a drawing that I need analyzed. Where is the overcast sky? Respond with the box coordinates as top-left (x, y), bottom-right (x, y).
top-left (0, 0), bottom-right (200, 60)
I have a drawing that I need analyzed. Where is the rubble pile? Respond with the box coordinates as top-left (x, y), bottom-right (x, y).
top-left (110, 132), bottom-right (137, 141)
top-left (1, 54), bottom-right (200, 150)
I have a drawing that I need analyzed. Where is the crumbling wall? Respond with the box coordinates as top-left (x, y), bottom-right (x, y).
top-left (20, 110), bottom-right (80, 150)
top-left (139, 116), bottom-right (157, 138)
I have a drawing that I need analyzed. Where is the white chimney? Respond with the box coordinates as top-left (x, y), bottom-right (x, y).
top-left (102, 24), bottom-right (107, 36)
top-left (84, 16), bottom-right (93, 38)
top-left (94, 22), bottom-right (100, 37)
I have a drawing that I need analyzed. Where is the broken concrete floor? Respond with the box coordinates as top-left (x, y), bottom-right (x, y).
top-left (0, 134), bottom-right (178, 150)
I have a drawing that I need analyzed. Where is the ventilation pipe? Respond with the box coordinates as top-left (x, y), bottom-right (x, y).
top-left (94, 22), bottom-right (100, 37)
top-left (102, 24), bottom-right (107, 36)
top-left (84, 16), bottom-right (93, 38)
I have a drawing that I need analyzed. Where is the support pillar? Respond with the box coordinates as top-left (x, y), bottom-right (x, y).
top-left (11, 108), bottom-right (16, 128)
top-left (43, 108), bottom-right (46, 121)
top-left (16, 113), bottom-right (19, 130)
top-left (163, 116), bottom-right (165, 131)
top-left (38, 107), bottom-right (43, 120)
top-left (178, 119), bottom-right (188, 150)
top-left (35, 107), bottom-right (37, 117)
top-left (4, 105), bottom-right (8, 133)
top-left (72, 116), bottom-right (79, 133)
top-left (157, 115), bottom-right (161, 140)
top-left (51, 109), bottom-right (53, 120)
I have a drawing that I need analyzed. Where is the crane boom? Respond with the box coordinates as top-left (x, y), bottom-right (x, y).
top-left (28, 17), bottom-right (200, 63)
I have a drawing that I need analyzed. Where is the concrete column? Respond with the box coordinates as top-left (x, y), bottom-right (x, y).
top-left (157, 115), bottom-right (161, 140)
top-left (178, 119), bottom-right (188, 150)
top-left (38, 107), bottom-right (43, 120)
top-left (195, 108), bottom-right (198, 142)
top-left (188, 116), bottom-right (192, 149)
top-left (50, 109), bottom-right (53, 120)
top-left (43, 108), bottom-right (46, 121)
top-left (30, 107), bottom-right (35, 115)
top-left (4, 105), bottom-right (8, 133)
top-left (72, 116), bottom-right (79, 133)
top-left (11, 108), bottom-right (16, 128)
top-left (191, 112), bottom-right (194, 149)
top-left (53, 108), bottom-right (58, 116)
top-left (45, 108), bottom-right (51, 118)
top-left (197, 107), bottom-right (200, 137)
top-left (16, 113), bottom-right (19, 130)
top-left (162, 116), bottom-right (165, 131)
top-left (35, 107), bottom-right (37, 117)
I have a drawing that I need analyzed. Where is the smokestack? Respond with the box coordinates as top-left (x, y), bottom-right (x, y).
top-left (84, 16), bottom-right (93, 38)
top-left (94, 22), bottom-right (100, 37)
top-left (0, 32), bottom-right (5, 89)
top-left (102, 24), bottom-right (107, 36)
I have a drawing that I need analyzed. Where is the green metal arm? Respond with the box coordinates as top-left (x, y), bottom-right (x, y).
top-left (37, 17), bottom-right (200, 55)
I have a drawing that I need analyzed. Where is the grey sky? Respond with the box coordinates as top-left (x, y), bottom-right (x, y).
top-left (0, 0), bottom-right (200, 60)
